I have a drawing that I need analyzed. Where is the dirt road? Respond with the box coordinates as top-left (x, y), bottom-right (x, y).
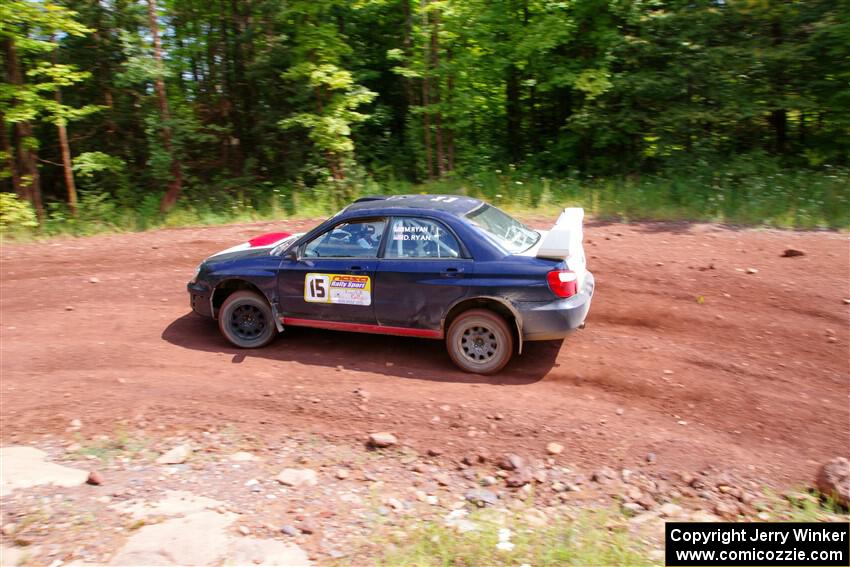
top-left (1, 218), bottom-right (847, 488)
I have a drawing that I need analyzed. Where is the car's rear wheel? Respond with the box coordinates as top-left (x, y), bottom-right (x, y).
top-left (446, 309), bottom-right (514, 374)
top-left (218, 290), bottom-right (277, 348)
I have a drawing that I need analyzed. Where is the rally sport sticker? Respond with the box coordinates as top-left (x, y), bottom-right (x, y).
top-left (304, 273), bottom-right (371, 306)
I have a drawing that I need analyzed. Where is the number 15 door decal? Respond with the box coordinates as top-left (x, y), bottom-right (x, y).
top-left (304, 273), bottom-right (372, 306)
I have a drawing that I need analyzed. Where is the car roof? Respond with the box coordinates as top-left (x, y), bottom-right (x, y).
top-left (344, 194), bottom-right (484, 217)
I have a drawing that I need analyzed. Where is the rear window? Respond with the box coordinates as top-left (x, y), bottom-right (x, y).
top-left (465, 204), bottom-right (539, 253)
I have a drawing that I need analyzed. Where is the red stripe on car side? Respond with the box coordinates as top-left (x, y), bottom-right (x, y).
top-left (282, 317), bottom-right (443, 339)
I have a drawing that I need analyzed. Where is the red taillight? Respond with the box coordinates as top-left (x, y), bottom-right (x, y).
top-left (547, 270), bottom-right (578, 298)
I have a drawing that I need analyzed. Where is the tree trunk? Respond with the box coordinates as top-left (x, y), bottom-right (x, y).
top-left (15, 119), bottom-right (43, 220)
top-left (173, 28), bottom-right (186, 94)
top-left (56, 118), bottom-right (78, 214)
top-left (506, 64), bottom-right (521, 164)
top-left (206, 19), bottom-right (218, 98)
top-left (55, 112), bottom-right (78, 214)
top-left (3, 37), bottom-right (43, 220)
top-left (429, 9), bottom-right (445, 177)
top-left (52, 37), bottom-right (78, 214)
top-left (0, 113), bottom-right (21, 195)
top-left (422, 79), bottom-right (434, 180)
top-left (446, 47), bottom-right (455, 172)
top-left (401, 0), bottom-right (414, 112)
top-left (148, 0), bottom-right (183, 213)
top-left (220, 1), bottom-right (242, 174)
top-left (420, 0), bottom-right (434, 180)
top-left (769, 19), bottom-right (786, 154)
top-left (505, 0), bottom-right (527, 165)
top-left (93, 3), bottom-right (118, 139)
top-left (769, 109), bottom-right (787, 154)
top-left (314, 86), bottom-right (345, 181)
top-left (234, 0), bottom-right (256, 170)
top-left (445, 116), bottom-right (455, 173)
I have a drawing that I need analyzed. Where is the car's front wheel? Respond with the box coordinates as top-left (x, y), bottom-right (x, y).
top-left (446, 309), bottom-right (514, 374)
top-left (218, 290), bottom-right (277, 348)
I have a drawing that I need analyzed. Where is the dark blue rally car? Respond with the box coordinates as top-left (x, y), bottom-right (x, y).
top-left (187, 195), bottom-right (594, 374)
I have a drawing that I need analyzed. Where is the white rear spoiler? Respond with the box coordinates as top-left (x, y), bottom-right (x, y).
top-left (537, 208), bottom-right (584, 260)
top-left (536, 207), bottom-right (587, 288)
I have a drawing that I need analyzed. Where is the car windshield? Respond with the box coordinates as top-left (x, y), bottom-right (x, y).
top-left (465, 204), bottom-right (540, 253)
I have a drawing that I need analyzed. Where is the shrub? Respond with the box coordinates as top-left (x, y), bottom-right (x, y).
top-left (0, 193), bottom-right (38, 236)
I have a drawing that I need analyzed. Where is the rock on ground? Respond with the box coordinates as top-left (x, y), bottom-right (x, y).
top-left (815, 457), bottom-right (850, 507)
top-left (86, 470), bottom-right (104, 486)
top-left (433, 472), bottom-right (452, 486)
top-left (368, 432), bottom-right (397, 448)
top-left (465, 489), bottom-right (498, 508)
top-left (107, 491), bottom-right (311, 566)
top-left (114, 490), bottom-right (224, 521)
top-left (505, 468), bottom-right (532, 488)
top-left (109, 510), bottom-right (236, 566)
top-left (591, 467), bottom-right (618, 484)
top-left (155, 444), bottom-right (192, 465)
top-left (0, 446), bottom-right (88, 496)
top-left (276, 468), bottom-right (318, 488)
top-left (0, 546), bottom-right (29, 567)
top-left (546, 442), bottom-right (564, 455)
top-left (498, 454), bottom-right (525, 471)
top-left (227, 538), bottom-right (311, 566)
top-left (229, 451), bottom-right (261, 462)
top-left (659, 502), bottom-right (684, 518)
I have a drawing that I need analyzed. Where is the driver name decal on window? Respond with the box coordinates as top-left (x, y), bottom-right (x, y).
top-left (392, 224), bottom-right (436, 241)
top-left (387, 218), bottom-right (460, 259)
top-left (304, 273), bottom-right (371, 306)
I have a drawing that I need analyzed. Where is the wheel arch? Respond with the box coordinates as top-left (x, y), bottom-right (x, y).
top-left (211, 279), bottom-right (282, 331)
top-left (443, 296), bottom-right (523, 354)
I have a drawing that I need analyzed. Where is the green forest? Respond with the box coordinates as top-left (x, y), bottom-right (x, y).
top-left (1, 0), bottom-right (849, 235)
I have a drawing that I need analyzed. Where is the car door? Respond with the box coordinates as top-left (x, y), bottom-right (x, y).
top-left (278, 217), bottom-right (387, 324)
top-left (373, 216), bottom-right (471, 331)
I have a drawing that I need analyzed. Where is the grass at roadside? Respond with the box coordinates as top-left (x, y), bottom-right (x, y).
top-left (340, 507), bottom-right (653, 567)
top-left (66, 429), bottom-right (154, 464)
top-left (3, 165), bottom-right (849, 241)
top-left (758, 488), bottom-right (849, 522)
top-left (346, 490), bottom-right (849, 567)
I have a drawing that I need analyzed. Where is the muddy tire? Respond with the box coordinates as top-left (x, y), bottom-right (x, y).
top-left (446, 309), bottom-right (514, 374)
top-left (218, 290), bottom-right (277, 348)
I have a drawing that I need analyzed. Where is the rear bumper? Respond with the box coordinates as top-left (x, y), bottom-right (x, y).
top-left (187, 281), bottom-right (213, 318)
top-left (517, 271), bottom-right (595, 341)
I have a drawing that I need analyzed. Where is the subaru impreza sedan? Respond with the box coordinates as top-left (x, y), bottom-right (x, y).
top-left (187, 194), bottom-right (594, 374)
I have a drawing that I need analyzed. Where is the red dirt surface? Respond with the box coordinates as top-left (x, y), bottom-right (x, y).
top-left (1, 218), bottom-right (848, 487)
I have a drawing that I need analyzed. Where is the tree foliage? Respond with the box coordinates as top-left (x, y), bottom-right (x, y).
top-left (0, 0), bottom-right (848, 219)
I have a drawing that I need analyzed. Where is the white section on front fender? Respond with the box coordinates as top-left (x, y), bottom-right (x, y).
top-left (212, 242), bottom-right (252, 257)
top-left (206, 233), bottom-right (303, 261)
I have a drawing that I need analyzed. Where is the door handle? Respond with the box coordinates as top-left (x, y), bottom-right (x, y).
top-left (349, 265), bottom-right (363, 272)
top-left (442, 267), bottom-right (463, 277)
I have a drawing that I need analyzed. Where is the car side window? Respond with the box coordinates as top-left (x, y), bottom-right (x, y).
top-left (303, 219), bottom-right (386, 258)
top-left (385, 217), bottom-right (460, 259)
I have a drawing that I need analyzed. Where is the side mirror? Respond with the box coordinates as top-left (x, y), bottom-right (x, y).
top-left (284, 249), bottom-right (298, 261)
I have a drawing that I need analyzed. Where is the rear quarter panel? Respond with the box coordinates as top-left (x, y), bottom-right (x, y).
top-left (467, 255), bottom-right (561, 303)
